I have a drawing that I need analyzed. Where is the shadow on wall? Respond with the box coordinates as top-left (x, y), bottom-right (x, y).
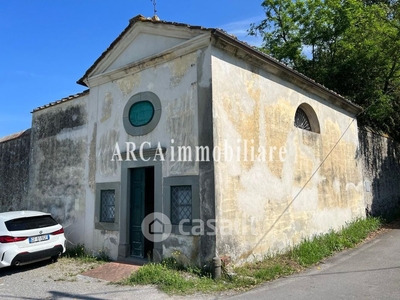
top-left (359, 127), bottom-right (400, 219)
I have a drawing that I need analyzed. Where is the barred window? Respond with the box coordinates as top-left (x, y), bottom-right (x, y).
top-left (100, 190), bottom-right (115, 223)
top-left (293, 103), bottom-right (320, 133)
top-left (294, 107), bottom-right (311, 131)
top-left (171, 186), bottom-right (192, 225)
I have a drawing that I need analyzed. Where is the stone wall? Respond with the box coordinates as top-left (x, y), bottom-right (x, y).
top-left (359, 127), bottom-right (400, 217)
top-left (29, 95), bottom-right (89, 246)
top-left (0, 129), bottom-right (31, 211)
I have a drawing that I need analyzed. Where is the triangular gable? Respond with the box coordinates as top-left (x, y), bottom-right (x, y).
top-left (104, 32), bottom-right (187, 73)
top-left (77, 15), bottom-right (211, 86)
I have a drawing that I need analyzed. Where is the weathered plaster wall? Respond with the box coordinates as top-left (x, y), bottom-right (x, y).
top-left (92, 50), bottom-right (200, 183)
top-left (29, 96), bottom-right (90, 248)
top-left (0, 130), bottom-right (31, 211)
top-left (359, 127), bottom-right (400, 216)
top-left (89, 46), bottom-right (207, 261)
top-left (211, 48), bottom-right (365, 264)
top-left (162, 45), bottom-right (215, 265)
top-left (196, 46), bottom-right (216, 264)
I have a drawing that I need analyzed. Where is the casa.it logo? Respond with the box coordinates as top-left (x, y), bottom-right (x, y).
top-left (141, 212), bottom-right (172, 242)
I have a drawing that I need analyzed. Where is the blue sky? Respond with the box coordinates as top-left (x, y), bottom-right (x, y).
top-left (0, 0), bottom-right (264, 138)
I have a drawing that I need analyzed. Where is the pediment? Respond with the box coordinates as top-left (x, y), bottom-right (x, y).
top-left (104, 32), bottom-right (187, 73)
top-left (81, 20), bottom-right (209, 84)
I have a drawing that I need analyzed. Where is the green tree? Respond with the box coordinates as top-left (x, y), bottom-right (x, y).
top-left (250, 0), bottom-right (400, 139)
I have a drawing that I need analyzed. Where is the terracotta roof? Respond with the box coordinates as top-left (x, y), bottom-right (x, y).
top-left (76, 14), bottom-right (361, 114)
top-left (210, 29), bottom-right (362, 114)
top-left (32, 89), bottom-right (89, 113)
top-left (0, 129), bottom-right (31, 143)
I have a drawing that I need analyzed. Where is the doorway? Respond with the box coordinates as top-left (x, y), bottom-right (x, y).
top-left (129, 167), bottom-right (154, 258)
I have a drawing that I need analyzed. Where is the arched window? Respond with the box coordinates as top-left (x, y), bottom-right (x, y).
top-left (294, 108), bottom-right (311, 131)
top-left (294, 103), bottom-right (320, 133)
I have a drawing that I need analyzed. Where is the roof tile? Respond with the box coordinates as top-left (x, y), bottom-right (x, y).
top-left (32, 90), bottom-right (89, 112)
top-left (0, 129), bottom-right (31, 143)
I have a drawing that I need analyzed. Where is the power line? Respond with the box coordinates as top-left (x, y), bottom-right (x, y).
top-left (246, 116), bottom-right (358, 255)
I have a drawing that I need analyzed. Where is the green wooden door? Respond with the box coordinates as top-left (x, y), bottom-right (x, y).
top-left (130, 168), bottom-right (145, 257)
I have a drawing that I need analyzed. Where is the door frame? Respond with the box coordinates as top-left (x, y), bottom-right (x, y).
top-left (118, 157), bottom-right (163, 260)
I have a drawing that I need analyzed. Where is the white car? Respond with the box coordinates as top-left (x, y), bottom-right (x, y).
top-left (0, 211), bottom-right (66, 268)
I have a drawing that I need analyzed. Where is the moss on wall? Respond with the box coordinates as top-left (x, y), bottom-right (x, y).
top-left (0, 130), bottom-right (31, 211)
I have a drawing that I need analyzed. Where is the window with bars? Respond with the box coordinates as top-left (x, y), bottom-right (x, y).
top-left (294, 107), bottom-right (312, 131)
top-left (100, 190), bottom-right (115, 223)
top-left (293, 104), bottom-right (321, 134)
top-left (171, 186), bottom-right (192, 225)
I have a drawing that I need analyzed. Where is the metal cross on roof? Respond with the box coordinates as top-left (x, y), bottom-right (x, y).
top-left (151, 0), bottom-right (157, 16)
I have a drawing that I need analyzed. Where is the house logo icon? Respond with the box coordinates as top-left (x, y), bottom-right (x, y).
top-left (149, 218), bottom-right (164, 234)
top-left (141, 212), bottom-right (172, 242)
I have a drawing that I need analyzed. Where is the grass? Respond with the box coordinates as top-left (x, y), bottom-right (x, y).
top-left (122, 217), bottom-right (383, 295)
top-left (290, 216), bottom-right (382, 266)
top-left (63, 244), bottom-right (110, 263)
top-left (123, 260), bottom-right (257, 294)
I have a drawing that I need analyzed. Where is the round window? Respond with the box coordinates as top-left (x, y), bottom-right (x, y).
top-left (128, 101), bottom-right (154, 127)
top-left (123, 91), bottom-right (161, 136)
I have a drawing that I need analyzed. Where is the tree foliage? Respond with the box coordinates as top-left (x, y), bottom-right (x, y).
top-left (250, 0), bottom-right (400, 139)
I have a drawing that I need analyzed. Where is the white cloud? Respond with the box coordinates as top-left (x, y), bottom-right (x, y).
top-left (13, 70), bottom-right (43, 79)
top-left (217, 15), bottom-right (264, 47)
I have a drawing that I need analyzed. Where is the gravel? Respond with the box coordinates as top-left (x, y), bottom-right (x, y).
top-left (0, 258), bottom-right (218, 299)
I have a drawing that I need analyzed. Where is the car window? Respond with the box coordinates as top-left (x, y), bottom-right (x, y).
top-left (5, 216), bottom-right (58, 231)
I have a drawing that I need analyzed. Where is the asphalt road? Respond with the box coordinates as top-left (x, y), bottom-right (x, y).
top-left (228, 226), bottom-right (400, 300)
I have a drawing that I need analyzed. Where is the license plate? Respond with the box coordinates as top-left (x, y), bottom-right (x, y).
top-left (29, 234), bottom-right (50, 243)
